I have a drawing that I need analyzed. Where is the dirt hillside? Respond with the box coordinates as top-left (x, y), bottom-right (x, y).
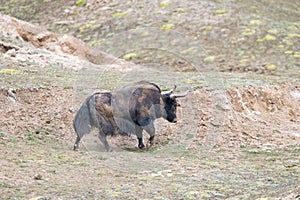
top-left (1, 83), bottom-right (300, 150)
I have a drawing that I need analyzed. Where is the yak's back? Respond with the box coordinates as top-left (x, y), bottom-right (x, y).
top-left (119, 80), bottom-right (161, 93)
top-left (112, 81), bottom-right (161, 116)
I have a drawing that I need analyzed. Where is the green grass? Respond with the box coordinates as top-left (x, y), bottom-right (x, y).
top-left (0, 132), bottom-right (5, 138)
top-left (9, 136), bottom-right (18, 143)
top-left (246, 150), bottom-right (278, 157)
top-left (185, 133), bottom-right (194, 140)
top-left (26, 133), bottom-right (38, 142)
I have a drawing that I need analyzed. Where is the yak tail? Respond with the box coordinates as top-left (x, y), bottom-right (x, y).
top-left (73, 94), bottom-right (97, 138)
top-left (86, 93), bottom-right (101, 128)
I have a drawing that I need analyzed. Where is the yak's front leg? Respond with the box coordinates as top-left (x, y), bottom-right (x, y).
top-left (135, 125), bottom-right (145, 149)
top-left (142, 122), bottom-right (155, 150)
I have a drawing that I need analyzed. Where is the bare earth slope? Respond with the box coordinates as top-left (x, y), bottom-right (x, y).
top-left (0, 83), bottom-right (299, 199)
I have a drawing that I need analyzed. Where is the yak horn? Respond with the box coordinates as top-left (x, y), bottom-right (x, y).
top-left (170, 90), bottom-right (190, 98)
top-left (162, 85), bottom-right (177, 95)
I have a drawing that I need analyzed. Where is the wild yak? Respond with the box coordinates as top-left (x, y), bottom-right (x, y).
top-left (73, 80), bottom-right (188, 151)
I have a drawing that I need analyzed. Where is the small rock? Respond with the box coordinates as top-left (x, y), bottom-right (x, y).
top-left (6, 48), bottom-right (17, 57)
top-left (29, 196), bottom-right (50, 200)
top-left (34, 174), bottom-right (43, 180)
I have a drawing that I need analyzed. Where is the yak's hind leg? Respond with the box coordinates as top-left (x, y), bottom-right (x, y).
top-left (73, 102), bottom-right (92, 151)
top-left (73, 126), bottom-right (92, 151)
top-left (98, 129), bottom-right (111, 152)
top-left (142, 122), bottom-right (155, 150)
top-left (74, 136), bottom-right (81, 151)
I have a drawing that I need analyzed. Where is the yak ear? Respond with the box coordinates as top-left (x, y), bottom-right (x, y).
top-left (161, 85), bottom-right (177, 95)
top-left (170, 90), bottom-right (190, 99)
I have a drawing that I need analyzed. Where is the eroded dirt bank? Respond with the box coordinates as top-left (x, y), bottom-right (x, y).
top-left (1, 84), bottom-right (300, 150)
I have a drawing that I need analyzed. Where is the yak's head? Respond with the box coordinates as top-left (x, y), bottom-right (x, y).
top-left (162, 86), bottom-right (189, 123)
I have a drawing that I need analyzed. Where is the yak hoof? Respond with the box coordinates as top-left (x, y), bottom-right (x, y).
top-left (73, 145), bottom-right (79, 151)
top-left (146, 141), bottom-right (154, 150)
top-left (138, 144), bottom-right (145, 150)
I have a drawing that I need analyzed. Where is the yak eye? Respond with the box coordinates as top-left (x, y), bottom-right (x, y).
top-left (176, 103), bottom-right (181, 107)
